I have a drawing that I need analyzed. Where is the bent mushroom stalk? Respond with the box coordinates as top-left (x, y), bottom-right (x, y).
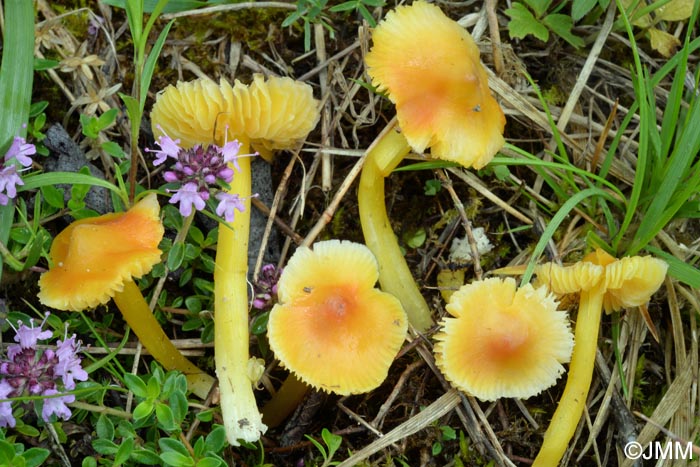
top-left (151, 75), bottom-right (319, 445)
top-left (37, 194), bottom-right (215, 399)
top-left (531, 249), bottom-right (668, 467)
top-left (361, 0), bottom-right (505, 332)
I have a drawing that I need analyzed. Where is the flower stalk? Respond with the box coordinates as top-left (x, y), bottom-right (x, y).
top-left (113, 280), bottom-right (215, 400)
top-left (213, 140), bottom-right (268, 445)
top-left (531, 287), bottom-right (604, 467)
top-left (358, 126), bottom-right (433, 332)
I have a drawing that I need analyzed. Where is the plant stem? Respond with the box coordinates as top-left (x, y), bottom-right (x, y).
top-left (112, 280), bottom-right (215, 399)
top-left (261, 373), bottom-right (310, 428)
top-left (214, 142), bottom-right (267, 446)
top-left (358, 128), bottom-right (433, 332)
top-left (532, 288), bottom-right (605, 467)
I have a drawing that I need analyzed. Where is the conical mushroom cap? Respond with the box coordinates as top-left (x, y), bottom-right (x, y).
top-left (221, 75), bottom-right (320, 160)
top-left (38, 194), bottom-right (165, 311)
top-left (434, 278), bottom-right (574, 401)
top-left (151, 79), bottom-right (230, 148)
top-left (365, 0), bottom-right (505, 168)
top-left (267, 240), bottom-right (408, 395)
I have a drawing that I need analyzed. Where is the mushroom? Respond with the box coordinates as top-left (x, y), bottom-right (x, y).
top-left (151, 75), bottom-right (319, 445)
top-left (360, 0), bottom-right (506, 332)
top-left (531, 248), bottom-right (668, 467)
top-left (433, 277), bottom-right (574, 401)
top-left (266, 240), bottom-right (407, 396)
top-left (37, 194), bottom-right (215, 399)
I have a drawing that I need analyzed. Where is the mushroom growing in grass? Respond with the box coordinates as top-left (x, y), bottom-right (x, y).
top-left (361, 0), bottom-right (506, 332)
top-left (37, 194), bottom-right (215, 399)
top-left (151, 75), bottom-right (319, 445)
top-left (434, 277), bottom-right (574, 401)
top-left (531, 249), bottom-right (668, 467)
top-left (267, 240), bottom-right (407, 393)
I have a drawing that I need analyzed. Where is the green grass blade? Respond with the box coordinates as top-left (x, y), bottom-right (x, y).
top-left (521, 187), bottom-right (616, 285)
top-left (0, 0), bottom-right (35, 281)
top-left (140, 19), bottom-right (175, 112)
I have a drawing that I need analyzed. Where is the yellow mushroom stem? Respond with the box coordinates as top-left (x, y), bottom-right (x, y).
top-left (261, 374), bottom-right (309, 427)
top-left (112, 280), bottom-right (215, 399)
top-left (213, 141), bottom-right (267, 445)
top-left (532, 286), bottom-right (605, 467)
top-left (358, 126), bottom-right (433, 332)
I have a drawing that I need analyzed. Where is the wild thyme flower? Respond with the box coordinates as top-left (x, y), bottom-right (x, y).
top-left (0, 135), bottom-right (35, 206)
top-left (0, 314), bottom-right (88, 428)
top-left (251, 263), bottom-right (282, 310)
top-left (148, 128), bottom-right (251, 221)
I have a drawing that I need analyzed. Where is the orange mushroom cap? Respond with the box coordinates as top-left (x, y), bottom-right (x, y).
top-left (535, 249), bottom-right (668, 314)
top-left (434, 278), bottom-right (574, 401)
top-left (365, 0), bottom-right (505, 169)
top-left (267, 240), bottom-right (408, 395)
top-left (221, 74), bottom-right (320, 160)
top-left (151, 78), bottom-right (230, 148)
top-left (38, 194), bottom-right (165, 311)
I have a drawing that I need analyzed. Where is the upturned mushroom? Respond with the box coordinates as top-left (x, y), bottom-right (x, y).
top-left (434, 277), bottom-right (574, 401)
top-left (267, 240), bottom-right (407, 394)
top-left (37, 194), bottom-right (215, 399)
top-left (360, 0), bottom-right (506, 332)
top-left (151, 75), bottom-right (319, 445)
top-left (531, 249), bottom-right (668, 467)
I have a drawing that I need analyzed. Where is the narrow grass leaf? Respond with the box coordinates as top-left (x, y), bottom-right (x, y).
top-left (645, 246), bottom-right (700, 288)
top-left (0, 0), bottom-right (34, 281)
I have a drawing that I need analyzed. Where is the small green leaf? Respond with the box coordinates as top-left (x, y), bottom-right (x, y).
top-left (130, 449), bottom-right (162, 465)
top-left (92, 439), bottom-right (119, 456)
top-left (204, 425), bottom-right (227, 453)
top-left (169, 391), bottom-right (189, 424)
top-left (96, 414), bottom-right (115, 441)
top-left (41, 185), bottom-right (65, 209)
top-left (543, 14), bottom-right (585, 48)
top-left (160, 451), bottom-right (195, 467)
top-left (321, 428), bottom-right (342, 459)
top-left (82, 457), bottom-right (98, 467)
top-left (101, 141), bottom-right (127, 159)
top-left (123, 373), bottom-right (149, 398)
top-left (196, 458), bottom-right (224, 467)
top-left (21, 448), bottom-right (50, 467)
top-left (159, 438), bottom-right (191, 456)
top-left (155, 403), bottom-right (177, 431)
top-left (251, 312), bottom-right (269, 335)
top-left (505, 3), bottom-right (550, 42)
top-left (423, 179), bottom-right (442, 196)
top-left (522, 0), bottom-right (552, 18)
top-left (168, 242), bottom-right (186, 270)
top-left (132, 400), bottom-right (155, 421)
top-left (572, 0), bottom-right (598, 21)
top-left (114, 436), bottom-right (134, 466)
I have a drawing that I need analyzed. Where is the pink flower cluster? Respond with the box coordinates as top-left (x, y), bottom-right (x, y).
top-left (147, 127), bottom-right (249, 222)
top-left (0, 314), bottom-right (88, 427)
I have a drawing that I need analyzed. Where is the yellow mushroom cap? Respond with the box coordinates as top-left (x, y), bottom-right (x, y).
top-left (535, 249), bottom-right (668, 314)
top-left (433, 278), bottom-right (574, 401)
top-left (600, 254), bottom-right (668, 313)
top-left (151, 78), bottom-right (230, 148)
top-left (37, 194), bottom-right (165, 311)
top-left (365, 0), bottom-right (505, 169)
top-left (267, 240), bottom-right (408, 395)
top-left (221, 75), bottom-right (320, 160)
